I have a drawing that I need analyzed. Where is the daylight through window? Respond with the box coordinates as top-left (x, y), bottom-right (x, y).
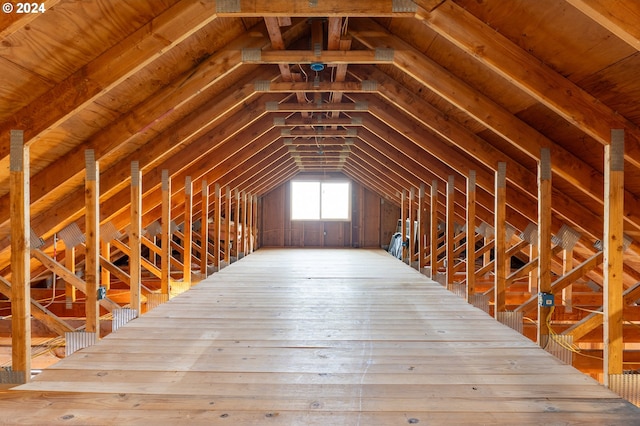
top-left (291, 181), bottom-right (351, 221)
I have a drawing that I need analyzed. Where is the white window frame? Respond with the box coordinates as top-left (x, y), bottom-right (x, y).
top-left (290, 180), bottom-right (351, 221)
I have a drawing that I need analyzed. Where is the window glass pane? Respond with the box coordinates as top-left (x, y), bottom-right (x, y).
top-left (291, 181), bottom-right (320, 220)
top-left (321, 182), bottom-right (350, 220)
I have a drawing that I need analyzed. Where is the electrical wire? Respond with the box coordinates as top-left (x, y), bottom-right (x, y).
top-left (544, 305), bottom-right (640, 367)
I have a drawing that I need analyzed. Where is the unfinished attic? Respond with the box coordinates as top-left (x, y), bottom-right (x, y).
top-left (1, 0), bottom-right (640, 423)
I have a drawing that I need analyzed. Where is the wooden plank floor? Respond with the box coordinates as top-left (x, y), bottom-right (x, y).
top-left (2, 248), bottom-right (639, 425)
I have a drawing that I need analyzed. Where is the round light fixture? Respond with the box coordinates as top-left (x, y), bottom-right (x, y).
top-left (310, 62), bottom-right (325, 72)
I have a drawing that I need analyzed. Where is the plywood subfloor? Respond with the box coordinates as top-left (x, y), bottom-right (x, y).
top-left (2, 248), bottom-right (638, 425)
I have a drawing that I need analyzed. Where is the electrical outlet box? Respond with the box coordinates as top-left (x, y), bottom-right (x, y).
top-left (538, 292), bottom-right (554, 307)
top-left (97, 286), bottom-right (107, 301)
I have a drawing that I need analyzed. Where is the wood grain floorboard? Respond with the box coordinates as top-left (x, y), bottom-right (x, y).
top-left (1, 248), bottom-right (638, 425)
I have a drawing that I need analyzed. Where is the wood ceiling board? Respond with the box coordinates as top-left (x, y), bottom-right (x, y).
top-left (474, 128), bottom-right (537, 173)
top-left (567, 0), bottom-right (640, 51)
top-left (219, 147), bottom-right (292, 193)
top-left (102, 123), bottom-right (284, 231)
top-left (377, 17), bottom-right (538, 115)
top-left (420, 1), bottom-right (640, 169)
top-left (0, 66), bottom-right (280, 234)
top-left (0, 57), bottom-right (54, 120)
top-left (514, 103), bottom-right (605, 173)
top-left (0, 0), bottom-right (176, 81)
top-left (247, 163), bottom-right (299, 197)
top-left (0, 0), bottom-right (62, 40)
top-left (341, 167), bottom-right (392, 204)
top-left (454, 0), bottom-right (635, 82)
top-left (577, 52), bottom-right (640, 127)
top-left (87, 17), bottom-right (252, 116)
top-left (364, 64), bottom-right (489, 135)
top-left (343, 161), bottom-right (401, 205)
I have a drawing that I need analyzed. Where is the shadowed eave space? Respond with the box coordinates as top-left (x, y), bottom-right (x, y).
top-left (4, 249), bottom-right (639, 424)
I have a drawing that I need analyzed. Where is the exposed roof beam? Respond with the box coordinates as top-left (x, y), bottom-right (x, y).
top-left (275, 117), bottom-right (362, 126)
top-left (348, 20), bottom-right (629, 214)
top-left (566, 0), bottom-right (640, 51)
top-left (0, 0), bottom-right (221, 157)
top-left (243, 49), bottom-right (395, 64)
top-left (253, 81), bottom-right (375, 92)
top-left (415, 1), bottom-right (640, 168)
top-left (215, 0), bottom-right (416, 17)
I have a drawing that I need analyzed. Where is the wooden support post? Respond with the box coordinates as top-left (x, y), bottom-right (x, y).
top-left (400, 190), bottom-right (406, 263)
top-left (466, 171), bottom-right (476, 301)
top-left (200, 180), bottom-right (209, 277)
top-left (101, 241), bottom-right (111, 290)
top-left (85, 150), bottom-right (100, 335)
top-left (537, 149), bottom-right (552, 346)
top-left (183, 176), bottom-right (193, 284)
top-left (430, 180), bottom-right (438, 280)
top-left (446, 175), bottom-right (455, 286)
top-left (235, 189), bottom-right (242, 257)
top-left (494, 162), bottom-right (507, 316)
top-left (161, 170), bottom-right (171, 296)
top-left (604, 130), bottom-right (625, 386)
top-left (529, 243), bottom-right (539, 295)
top-left (242, 191), bottom-right (248, 257)
top-left (253, 195), bottom-right (259, 251)
top-left (129, 161), bottom-right (142, 315)
top-left (418, 183), bottom-right (426, 272)
top-left (213, 183), bottom-right (221, 270)
top-left (358, 185), bottom-right (365, 247)
top-left (10, 130), bottom-right (30, 383)
top-left (408, 187), bottom-right (415, 267)
top-left (65, 246), bottom-right (76, 306)
top-left (562, 248), bottom-right (574, 313)
top-left (225, 186), bottom-right (232, 264)
top-left (248, 193), bottom-right (254, 254)
top-left (483, 236), bottom-right (492, 268)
